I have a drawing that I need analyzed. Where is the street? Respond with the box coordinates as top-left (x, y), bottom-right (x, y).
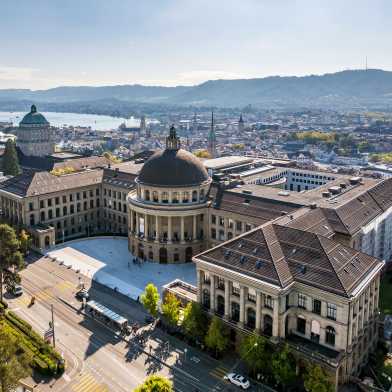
top-left (6, 255), bottom-right (248, 392)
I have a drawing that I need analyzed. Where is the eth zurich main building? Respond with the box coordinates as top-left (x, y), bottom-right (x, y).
top-left (128, 126), bottom-right (211, 263)
top-left (1, 105), bottom-right (392, 389)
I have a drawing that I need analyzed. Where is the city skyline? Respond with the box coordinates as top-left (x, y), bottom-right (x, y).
top-left (1, 0), bottom-right (391, 89)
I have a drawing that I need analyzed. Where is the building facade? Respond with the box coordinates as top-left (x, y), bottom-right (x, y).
top-left (16, 105), bottom-right (55, 157)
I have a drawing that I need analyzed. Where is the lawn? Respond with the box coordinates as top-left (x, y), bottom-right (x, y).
top-left (380, 274), bottom-right (392, 316)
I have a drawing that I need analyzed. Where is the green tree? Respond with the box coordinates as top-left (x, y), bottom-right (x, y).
top-left (161, 292), bottom-right (180, 328)
top-left (140, 283), bottom-right (160, 318)
top-left (0, 224), bottom-right (24, 303)
top-left (271, 344), bottom-right (296, 388)
top-left (304, 364), bottom-right (333, 392)
top-left (2, 139), bottom-right (21, 176)
top-left (19, 230), bottom-right (32, 256)
top-left (134, 375), bottom-right (173, 392)
top-left (239, 333), bottom-right (271, 377)
top-left (0, 327), bottom-right (32, 392)
top-left (205, 316), bottom-right (229, 358)
top-left (182, 302), bottom-right (208, 342)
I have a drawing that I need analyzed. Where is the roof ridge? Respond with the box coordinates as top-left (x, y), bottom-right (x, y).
top-left (317, 235), bottom-right (349, 297)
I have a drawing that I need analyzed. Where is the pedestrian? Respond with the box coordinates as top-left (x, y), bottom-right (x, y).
top-left (137, 295), bottom-right (139, 302)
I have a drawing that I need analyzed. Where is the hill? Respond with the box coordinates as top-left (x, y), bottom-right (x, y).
top-left (1, 69), bottom-right (392, 109)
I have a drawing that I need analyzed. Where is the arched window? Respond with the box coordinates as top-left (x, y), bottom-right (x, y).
top-left (153, 191), bottom-right (159, 202)
top-left (40, 211), bottom-right (45, 222)
top-left (192, 190), bottom-right (198, 202)
top-left (162, 192), bottom-right (169, 203)
top-left (200, 189), bottom-right (205, 201)
top-left (203, 289), bottom-right (210, 309)
top-left (30, 214), bottom-right (35, 226)
top-left (145, 190), bottom-right (150, 201)
top-left (182, 191), bottom-right (189, 203)
top-left (246, 308), bottom-right (256, 329)
top-left (172, 192), bottom-right (179, 203)
top-left (326, 326), bottom-right (336, 346)
top-left (231, 302), bottom-right (240, 322)
top-left (311, 320), bottom-right (320, 343)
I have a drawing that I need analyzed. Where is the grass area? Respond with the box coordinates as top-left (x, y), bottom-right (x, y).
top-left (380, 274), bottom-right (392, 315)
top-left (0, 301), bottom-right (64, 376)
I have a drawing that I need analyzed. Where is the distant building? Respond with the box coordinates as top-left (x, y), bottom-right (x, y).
top-left (140, 115), bottom-right (147, 137)
top-left (16, 105), bottom-right (55, 157)
top-left (238, 113), bottom-right (245, 133)
top-left (207, 112), bottom-right (217, 158)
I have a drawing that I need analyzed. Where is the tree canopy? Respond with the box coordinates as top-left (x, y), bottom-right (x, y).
top-left (134, 375), bottom-right (173, 392)
top-left (271, 344), bottom-right (296, 388)
top-left (0, 327), bottom-right (31, 392)
top-left (240, 333), bottom-right (271, 377)
top-left (140, 283), bottom-right (160, 318)
top-left (182, 302), bottom-right (208, 342)
top-left (304, 364), bottom-right (333, 392)
top-left (205, 316), bottom-right (229, 357)
top-left (161, 292), bottom-right (180, 328)
top-left (0, 224), bottom-right (24, 302)
top-left (2, 139), bottom-right (21, 176)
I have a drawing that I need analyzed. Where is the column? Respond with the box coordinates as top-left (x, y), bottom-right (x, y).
top-left (256, 291), bottom-right (262, 331)
top-left (144, 213), bottom-right (149, 238)
top-left (272, 297), bottom-right (279, 337)
top-left (193, 215), bottom-right (197, 241)
top-left (197, 269), bottom-right (203, 303)
top-left (240, 286), bottom-right (246, 326)
top-left (210, 276), bottom-right (216, 312)
top-left (168, 216), bottom-right (172, 243)
top-left (347, 303), bottom-right (353, 349)
top-left (224, 279), bottom-right (230, 319)
top-left (135, 212), bottom-right (139, 235)
top-left (180, 216), bottom-right (185, 243)
top-left (130, 210), bottom-right (134, 233)
top-left (155, 215), bottom-right (159, 242)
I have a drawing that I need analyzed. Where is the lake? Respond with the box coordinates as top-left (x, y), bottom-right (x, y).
top-left (0, 111), bottom-right (141, 131)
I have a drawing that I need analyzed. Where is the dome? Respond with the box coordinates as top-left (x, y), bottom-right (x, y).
top-left (20, 105), bottom-right (49, 126)
top-left (138, 148), bottom-right (209, 187)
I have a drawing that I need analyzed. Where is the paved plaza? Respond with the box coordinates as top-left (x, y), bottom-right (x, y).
top-left (46, 237), bottom-right (196, 299)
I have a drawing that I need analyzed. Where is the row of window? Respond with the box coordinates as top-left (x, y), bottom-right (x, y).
top-left (211, 215), bottom-right (252, 231)
top-left (103, 188), bottom-right (127, 201)
top-left (141, 189), bottom-right (205, 204)
top-left (30, 189), bottom-right (100, 211)
top-left (103, 199), bottom-right (127, 213)
top-left (296, 294), bottom-right (337, 320)
top-left (291, 172), bottom-right (333, 180)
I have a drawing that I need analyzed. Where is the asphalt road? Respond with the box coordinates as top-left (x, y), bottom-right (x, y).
top-left (6, 255), bottom-right (252, 392)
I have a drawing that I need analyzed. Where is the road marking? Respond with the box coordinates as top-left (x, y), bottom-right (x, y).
top-left (35, 289), bottom-right (54, 302)
top-left (15, 296), bottom-right (31, 307)
top-left (57, 280), bottom-right (75, 292)
top-left (72, 373), bottom-right (108, 392)
top-left (209, 366), bottom-right (229, 380)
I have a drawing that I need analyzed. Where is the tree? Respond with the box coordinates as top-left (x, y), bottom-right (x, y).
top-left (19, 230), bottom-right (32, 256)
top-left (182, 302), bottom-right (208, 342)
top-left (193, 150), bottom-right (211, 158)
top-left (271, 344), bottom-right (296, 388)
top-left (134, 375), bottom-right (173, 392)
top-left (239, 333), bottom-right (271, 377)
top-left (0, 327), bottom-right (31, 392)
top-left (304, 364), bottom-right (333, 392)
top-left (140, 283), bottom-right (160, 318)
top-left (161, 292), bottom-right (180, 328)
top-left (0, 224), bottom-right (24, 303)
top-left (205, 316), bottom-right (229, 358)
top-left (2, 139), bottom-right (21, 176)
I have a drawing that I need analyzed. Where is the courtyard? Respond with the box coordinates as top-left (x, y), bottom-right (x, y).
top-left (45, 236), bottom-right (197, 299)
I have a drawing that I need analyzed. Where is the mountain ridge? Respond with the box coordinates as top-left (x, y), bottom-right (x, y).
top-left (1, 69), bottom-right (392, 109)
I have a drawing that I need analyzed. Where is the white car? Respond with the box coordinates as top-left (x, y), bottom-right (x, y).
top-left (12, 285), bottom-right (23, 296)
top-left (224, 373), bottom-right (251, 390)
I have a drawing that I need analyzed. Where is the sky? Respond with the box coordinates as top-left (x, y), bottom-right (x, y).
top-left (1, 0), bottom-right (391, 89)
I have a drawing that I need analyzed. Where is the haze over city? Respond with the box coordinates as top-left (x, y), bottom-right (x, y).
top-left (1, 0), bottom-right (392, 89)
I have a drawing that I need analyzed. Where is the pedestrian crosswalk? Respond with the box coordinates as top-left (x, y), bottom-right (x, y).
top-left (35, 288), bottom-right (55, 302)
top-left (210, 365), bottom-right (230, 380)
top-left (72, 373), bottom-right (109, 392)
top-left (15, 295), bottom-right (31, 306)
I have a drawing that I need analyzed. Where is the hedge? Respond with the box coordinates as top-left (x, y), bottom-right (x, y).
top-left (1, 312), bottom-right (64, 375)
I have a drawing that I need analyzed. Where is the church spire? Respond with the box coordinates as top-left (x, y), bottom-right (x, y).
top-left (208, 111), bottom-right (217, 158)
top-left (166, 124), bottom-right (181, 150)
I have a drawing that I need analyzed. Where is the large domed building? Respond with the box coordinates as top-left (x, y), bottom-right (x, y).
top-left (16, 105), bottom-right (55, 157)
top-left (128, 126), bottom-right (211, 263)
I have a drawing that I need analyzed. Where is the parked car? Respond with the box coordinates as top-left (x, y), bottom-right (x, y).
top-left (224, 373), bottom-right (251, 390)
top-left (75, 288), bottom-right (89, 300)
top-left (11, 285), bottom-right (23, 296)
